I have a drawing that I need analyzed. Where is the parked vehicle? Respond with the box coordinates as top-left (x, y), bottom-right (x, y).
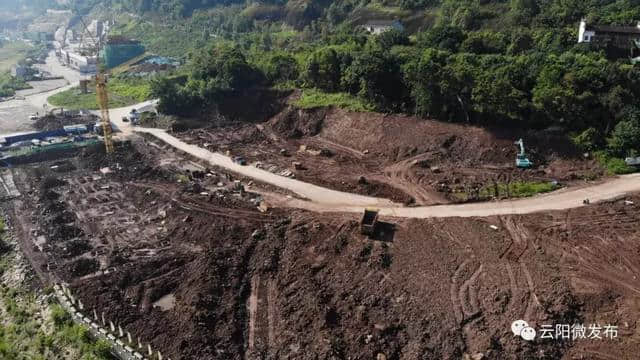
top-left (625, 157), bottom-right (640, 166)
top-left (233, 156), bottom-right (247, 165)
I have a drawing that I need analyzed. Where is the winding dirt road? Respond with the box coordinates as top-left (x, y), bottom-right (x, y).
top-left (132, 127), bottom-right (640, 218)
top-left (21, 53), bottom-right (640, 219)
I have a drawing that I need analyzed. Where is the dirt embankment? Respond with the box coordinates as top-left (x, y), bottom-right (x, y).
top-left (177, 106), bottom-right (602, 206)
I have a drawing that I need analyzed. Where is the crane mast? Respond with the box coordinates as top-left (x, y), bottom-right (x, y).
top-left (96, 73), bottom-right (114, 154)
top-left (74, 12), bottom-right (114, 154)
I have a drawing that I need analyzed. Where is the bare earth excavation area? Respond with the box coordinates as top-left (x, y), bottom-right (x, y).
top-left (2, 113), bottom-right (640, 359)
top-left (177, 106), bottom-right (604, 206)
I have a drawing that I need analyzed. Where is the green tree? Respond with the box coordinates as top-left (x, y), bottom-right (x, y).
top-left (151, 76), bottom-right (195, 115)
top-left (507, 30), bottom-right (534, 55)
top-left (532, 52), bottom-right (610, 130)
top-left (190, 45), bottom-right (259, 91)
top-left (509, 0), bottom-right (539, 25)
top-left (304, 48), bottom-right (342, 92)
top-left (375, 29), bottom-right (409, 49)
top-left (417, 25), bottom-right (466, 52)
top-left (572, 127), bottom-right (599, 152)
top-left (404, 48), bottom-right (452, 118)
top-left (460, 31), bottom-right (508, 54)
top-left (608, 117), bottom-right (640, 156)
top-left (263, 53), bottom-right (299, 84)
top-left (342, 45), bottom-right (409, 111)
top-left (472, 57), bottom-right (531, 123)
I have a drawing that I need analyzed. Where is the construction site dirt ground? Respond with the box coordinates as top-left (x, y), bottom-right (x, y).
top-left (176, 106), bottom-right (606, 206)
top-left (2, 132), bottom-right (640, 359)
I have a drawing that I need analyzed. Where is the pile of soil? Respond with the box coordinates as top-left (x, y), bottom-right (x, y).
top-left (272, 107), bottom-right (587, 171)
top-left (34, 114), bottom-right (98, 131)
top-left (270, 107), bottom-right (325, 138)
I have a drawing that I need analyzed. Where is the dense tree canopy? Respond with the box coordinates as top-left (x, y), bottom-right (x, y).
top-left (142, 0), bottom-right (640, 155)
top-left (152, 44), bottom-right (262, 114)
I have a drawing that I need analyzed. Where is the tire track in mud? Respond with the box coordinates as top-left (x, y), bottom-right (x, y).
top-left (377, 153), bottom-right (448, 206)
top-left (267, 278), bottom-right (276, 348)
top-left (521, 261), bottom-right (542, 320)
top-left (443, 228), bottom-right (464, 247)
top-left (450, 260), bottom-right (484, 324)
top-left (505, 262), bottom-right (518, 309)
top-left (583, 350), bottom-right (622, 360)
top-left (500, 217), bottom-right (529, 262)
top-left (450, 260), bottom-right (468, 324)
top-left (559, 209), bottom-right (640, 297)
top-left (462, 264), bottom-right (483, 318)
top-left (500, 216), bottom-right (541, 321)
top-left (247, 274), bottom-right (277, 357)
top-left (450, 255), bottom-right (485, 355)
top-left (247, 275), bottom-right (259, 352)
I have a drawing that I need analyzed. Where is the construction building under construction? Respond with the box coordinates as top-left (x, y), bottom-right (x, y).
top-left (100, 36), bottom-right (145, 69)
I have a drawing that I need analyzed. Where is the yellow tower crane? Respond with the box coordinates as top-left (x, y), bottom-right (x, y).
top-left (74, 12), bottom-right (114, 154)
top-left (95, 72), bottom-right (114, 154)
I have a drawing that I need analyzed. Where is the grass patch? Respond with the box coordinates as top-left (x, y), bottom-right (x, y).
top-left (295, 88), bottom-right (375, 112)
top-left (595, 152), bottom-right (636, 175)
top-left (0, 40), bottom-right (31, 72)
top-left (0, 296), bottom-right (111, 359)
top-left (0, 250), bottom-right (110, 359)
top-left (454, 181), bottom-right (560, 201)
top-left (364, 3), bottom-right (411, 17)
top-left (48, 77), bottom-right (152, 110)
top-left (0, 71), bottom-right (30, 97)
top-left (502, 181), bottom-right (559, 197)
top-left (480, 181), bottom-right (558, 198)
top-left (48, 90), bottom-right (102, 110)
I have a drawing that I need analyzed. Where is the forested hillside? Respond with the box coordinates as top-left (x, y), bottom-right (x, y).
top-left (67, 0), bottom-right (640, 157)
top-left (78, 0), bottom-right (640, 28)
top-left (0, 0), bottom-right (59, 11)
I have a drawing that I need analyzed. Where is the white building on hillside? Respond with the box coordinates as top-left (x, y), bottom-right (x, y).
top-left (59, 48), bottom-right (97, 73)
top-left (578, 19), bottom-right (640, 48)
top-left (362, 20), bottom-right (404, 35)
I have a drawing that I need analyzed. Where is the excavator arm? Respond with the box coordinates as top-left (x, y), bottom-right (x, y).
top-left (514, 139), bottom-right (525, 156)
top-left (514, 138), bottom-right (532, 168)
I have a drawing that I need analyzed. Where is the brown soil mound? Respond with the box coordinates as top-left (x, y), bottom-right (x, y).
top-left (271, 107), bottom-right (586, 169)
top-left (34, 114), bottom-right (98, 131)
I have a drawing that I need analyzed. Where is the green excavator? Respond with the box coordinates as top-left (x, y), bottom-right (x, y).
top-left (514, 138), bottom-right (532, 168)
